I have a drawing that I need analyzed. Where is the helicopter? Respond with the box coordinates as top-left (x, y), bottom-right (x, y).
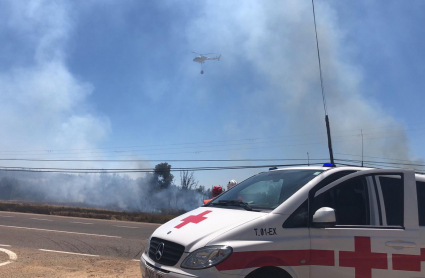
top-left (192, 52), bottom-right (221, 74)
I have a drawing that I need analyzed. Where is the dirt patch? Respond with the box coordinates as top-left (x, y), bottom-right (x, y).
top-left (0, 247), bottom-right (141, 278)
top-left (0, 251), bottom-right (10, 263)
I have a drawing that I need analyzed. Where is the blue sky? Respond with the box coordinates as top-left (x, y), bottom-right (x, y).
top-left (1, 0), bottom-right (425, 188)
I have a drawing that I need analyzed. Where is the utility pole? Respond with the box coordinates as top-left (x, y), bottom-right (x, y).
top-left (311, 0), bottom-right (335, 165)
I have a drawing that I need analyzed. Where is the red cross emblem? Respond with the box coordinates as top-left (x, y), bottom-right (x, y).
top-left (174, 210), bottom-right (212, 229)
top-left (340, 237), bottom-right (388, 278)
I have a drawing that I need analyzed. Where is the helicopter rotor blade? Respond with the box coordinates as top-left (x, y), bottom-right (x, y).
top-left (192, 51), bottom-right (214, 56)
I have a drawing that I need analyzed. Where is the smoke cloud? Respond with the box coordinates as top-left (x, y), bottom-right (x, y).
top-left (0, 1), bottom-right (109, 156)
top-left (0, 1), bottom-right (419, 212)
top-left (0, 1), bottom-right (208, 212)
top-left (0, 171), bottom-right (205, 212)
top-left (185, 1), bottom-right (418, 163)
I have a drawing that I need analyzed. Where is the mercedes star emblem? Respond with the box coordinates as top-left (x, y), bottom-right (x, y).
top-left (155, 242), bottom-right (165, 260)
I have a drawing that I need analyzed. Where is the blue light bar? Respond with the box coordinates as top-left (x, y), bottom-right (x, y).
top-left (323, 163), bottom-right (335, 167)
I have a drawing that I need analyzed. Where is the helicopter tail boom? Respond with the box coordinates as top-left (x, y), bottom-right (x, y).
top-left (206, 55), bottom-right (221, 61)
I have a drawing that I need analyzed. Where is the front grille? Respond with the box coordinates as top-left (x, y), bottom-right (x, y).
top-left (149, 237), bottom-right (185, 266)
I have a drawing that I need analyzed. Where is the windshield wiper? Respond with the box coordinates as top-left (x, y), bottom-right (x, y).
top-left (212, 200), bottom-right (255, 211)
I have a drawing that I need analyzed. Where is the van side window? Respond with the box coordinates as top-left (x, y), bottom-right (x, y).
top-left (417, 181), bottom-right (425, 226)
top-left (379, 177), bottom-right (403, 226)
top-left (283, 201), bottom-right (308, 228)
top-left (284, 171), bottom-right (357, 229)
top-left (313, 177), bottom-right (370, 225)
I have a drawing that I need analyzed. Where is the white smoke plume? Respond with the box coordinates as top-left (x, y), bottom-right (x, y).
top-left (0, 171), bottom-right (205, 212)
top-left (0, 1), bottom-right (207, 212)
top-left (0, 1), bottom-right (420, 212)
top-left (185, 1), bottom-right (419, 165)
top-left (0, 1), bottom-right (109, 156)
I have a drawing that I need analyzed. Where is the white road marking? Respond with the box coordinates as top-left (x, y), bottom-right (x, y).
top-left (31, 218), bottom-right (53, 221)
top-left (0, 211), bottom-right (161, 226)
top-left (132, 259), bottom-right (140, 262)
top-left (0, 245), bottom-right (11, 247)
top-left (0, 216), bottom-right (13, 218)
top-left (0, 248), bottom-right (17, 267)
top-left (70, 222), bottom-right (93, 225)
top-left (39, 249), bottom-right (99, 257)
top-left (114, 225), bottom-right (139, 229)
top-left (0, 224), bottom-right (121, 238)
top-left (0, 262), bottom-right (11, 267)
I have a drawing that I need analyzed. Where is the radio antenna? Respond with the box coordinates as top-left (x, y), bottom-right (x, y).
top-left (361, 129), bottom-right (364, 167)
top-left (311, 0), bottom-right (335, 165)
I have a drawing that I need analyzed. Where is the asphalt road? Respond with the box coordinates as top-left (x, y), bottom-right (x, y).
top-left (0, 210), bottom-right (160, 260)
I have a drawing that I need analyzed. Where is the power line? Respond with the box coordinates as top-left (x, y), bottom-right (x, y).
top-left (0, 141), bottom-right (332, 159)
top-left (0, 131), bottom-right (416, 160)
top-left (3, 158), bottom-right (425, 174)
top-left (1, 156), bottom-right (420, 168)
top-left (335, 158), bottom-right (425, 168)
top-left (0, 158), bottom-right (327, 163)
top-left (0, 162), bottom-right (326, 174)
top-left (23, 129), bottom-right (422, 156)
top-left (336, 161), bottom-right (425, 175)
top-left (335, 153), bottom-right (423, 163)
top-left (0, 132), bottom-right (408, 159)
top-left (2, 124), bottom-right (423, 155)
top-left (0, 137), bottom-right (335, 156)
top-left (362, 162), bottom-right (425, 173)
top-left (0, 129), bottom-right (420, 161)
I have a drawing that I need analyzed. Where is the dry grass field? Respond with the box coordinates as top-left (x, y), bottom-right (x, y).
top-left (0, 201), bottom-right (184, 224)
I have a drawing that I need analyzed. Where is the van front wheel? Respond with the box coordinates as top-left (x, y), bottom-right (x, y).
top-left (245, 267), bottom-right (292, 278)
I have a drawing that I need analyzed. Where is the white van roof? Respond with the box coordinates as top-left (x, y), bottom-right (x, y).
top-left (270, 165), bottom-right (425, 181)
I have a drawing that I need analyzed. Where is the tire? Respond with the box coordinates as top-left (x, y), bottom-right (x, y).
top-left (245, 267), bottom-right (292, 278)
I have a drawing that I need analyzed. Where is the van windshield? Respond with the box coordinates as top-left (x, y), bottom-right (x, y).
top-left (208, 170), bottom-right (324, 211)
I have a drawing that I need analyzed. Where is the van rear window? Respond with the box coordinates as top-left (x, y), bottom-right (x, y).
top-left (417, 181), bottom-right (425, 226)
top-left (379, 177), bottom-right (403, 227)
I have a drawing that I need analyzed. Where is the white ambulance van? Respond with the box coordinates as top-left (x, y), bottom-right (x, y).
top-left (140, 166), bottom-right (425, 278)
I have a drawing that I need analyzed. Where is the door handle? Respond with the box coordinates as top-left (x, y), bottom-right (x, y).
top-left (386, 240), bottom-right (416, 249)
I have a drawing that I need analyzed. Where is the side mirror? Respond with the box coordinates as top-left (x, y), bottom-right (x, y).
top-left (313, 207), bottom-right (336, 227)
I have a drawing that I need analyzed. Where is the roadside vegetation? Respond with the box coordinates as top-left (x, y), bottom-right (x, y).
top-left (0, 200), bottom-right (186, 224)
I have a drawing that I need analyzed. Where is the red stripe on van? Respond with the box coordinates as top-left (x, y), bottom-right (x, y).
top-left (392, 249), bottom-right (425, 272)
top-left (215, 249), bottom-right (334, 271)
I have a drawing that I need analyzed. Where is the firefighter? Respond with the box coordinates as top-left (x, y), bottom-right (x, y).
top-left (203, 186), bottom-right (222, 205)
top-left (227, 179), bottom-right (237, 190)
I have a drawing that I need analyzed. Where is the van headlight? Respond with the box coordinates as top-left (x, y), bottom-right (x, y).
top-left (144, 237), bottom-right (151, 255)
top-left (181, 246), bottom-right (232, 269)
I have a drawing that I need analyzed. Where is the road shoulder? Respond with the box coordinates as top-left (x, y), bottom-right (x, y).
top-left (0, 246), bottom-right (141, 278)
